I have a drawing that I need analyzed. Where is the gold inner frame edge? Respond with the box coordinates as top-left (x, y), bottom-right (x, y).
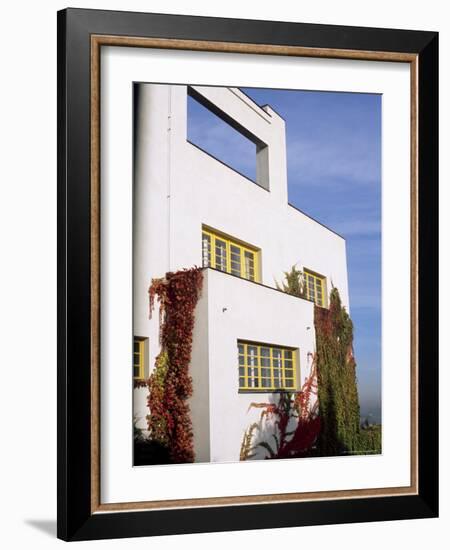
top-left (90, 34), bottom-right (419, 514)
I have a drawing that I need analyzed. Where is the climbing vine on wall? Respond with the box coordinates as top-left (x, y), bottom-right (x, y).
top-left (314, 287), bottom-right (361, 456)
top-left (147, 267), bottom-right (203, 464)
top-left (243, 267), bottom-right (372, 460)
top-left (240, 356), bottom-right (320, 460)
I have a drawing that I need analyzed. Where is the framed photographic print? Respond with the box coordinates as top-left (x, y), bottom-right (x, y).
top-left (57, 8), bottom-right (438, 541)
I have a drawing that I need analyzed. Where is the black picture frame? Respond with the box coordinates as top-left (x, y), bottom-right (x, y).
top-left (57, 7), bottom-right (438, 541)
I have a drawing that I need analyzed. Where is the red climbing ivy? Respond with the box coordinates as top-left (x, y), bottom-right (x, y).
top-left (240, 355), bottom-right (320, 460)
top-left (147, 267), bottom-right (203, 463)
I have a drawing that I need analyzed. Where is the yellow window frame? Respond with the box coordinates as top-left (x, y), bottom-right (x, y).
top-left (238, 341), bottom-right (298, 392)
top-left (202, 227), bottom-right (260, 283)
top-left (133, 337), bottom-right (145, 380)
top-left (304, 269), bottom-right (327, 307)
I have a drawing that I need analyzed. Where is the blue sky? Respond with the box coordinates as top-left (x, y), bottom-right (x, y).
top-left (188, 88), bottom-right (382, 423)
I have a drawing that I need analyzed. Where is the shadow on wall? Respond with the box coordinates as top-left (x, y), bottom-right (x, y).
top-left (239, 387), bottom-right (381, 461)
top-left (240, 358), bottom-right (321, 461)
top-left (239, 339), bottom-right (381, 461)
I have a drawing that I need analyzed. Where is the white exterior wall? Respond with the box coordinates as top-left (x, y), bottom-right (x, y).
top-left (189, 268), bottom-right (316, 463)
top-left (133, 387), bottom-right (149, 433)
top-left (190, 274), bottom-right (211, 463)
top-left (133, 83), bottom-right (349, 462)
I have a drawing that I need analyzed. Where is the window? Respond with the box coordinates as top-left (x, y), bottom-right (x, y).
top-left (133, 337), bottom-right (146, 380)
top-left (238, 341), bottom-right (298, 391)
top-left (202, 227), bottom-right (260, 282)
top-left (304, 270), bottom-right (327, 307)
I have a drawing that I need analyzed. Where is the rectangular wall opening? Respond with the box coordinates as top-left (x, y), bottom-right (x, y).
top-left (187, 87), bottom-right (269, 189)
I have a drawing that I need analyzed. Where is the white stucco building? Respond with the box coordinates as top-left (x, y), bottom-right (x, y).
top-left (133, 83), bottom-right (349, 463)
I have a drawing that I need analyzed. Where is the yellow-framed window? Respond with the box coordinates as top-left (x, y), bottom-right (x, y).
top-left (133, 337), bottom-right (146, 380)
top-left (202, 227), bottom-right (260, 282)
top-left (238, 341), bottom-right (298, 391)
top-left (304, 269), bottom-right (327, 307)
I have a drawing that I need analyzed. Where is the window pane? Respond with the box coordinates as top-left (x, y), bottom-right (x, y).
top-left (261, 367), bottom-right (271, 378)
top-left (230, 244), bottom-right (241, 276)
top-left (247, 365), bottom-right (257, 388)
top-left (238, 341), bottom-right (298, 392)
top-left (231, 264), bottom-right (241, 276)
top-left (272, 349), bottom-right (281, 368)
top-left (201, 229), bottom-right (259, 282)
top-left (305, 271), bottom-right (326, 306)
top-left (244, 251), bottom-right (255, 280)
top-left (215, 239), bottom-right (227, 271)
top-left (133, 366), bottom-right (140, 378)
top-left (202, 233), bottom-right (211, 267)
